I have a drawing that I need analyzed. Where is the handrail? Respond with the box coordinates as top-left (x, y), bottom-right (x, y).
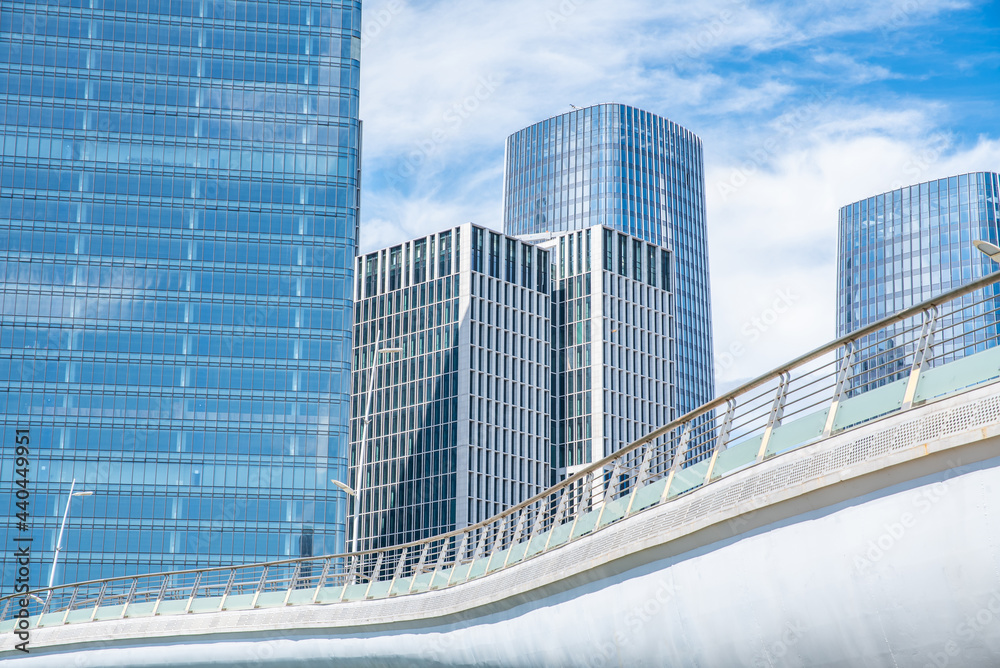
top-left (3, 270), bottom-right (1000, 616)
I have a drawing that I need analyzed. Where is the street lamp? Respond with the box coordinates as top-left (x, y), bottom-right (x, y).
top-left (48, 479), bottom-right (94, 590)
top-left (330, 479), bottom-right (356, 497)
top-left (335, 332), bottom-right (402, 555)
top-left (974, 240), bottom-right (1000, 263)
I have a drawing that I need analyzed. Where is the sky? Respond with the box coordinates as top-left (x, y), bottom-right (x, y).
top-left (356, 0), bottom-right (1000, 394)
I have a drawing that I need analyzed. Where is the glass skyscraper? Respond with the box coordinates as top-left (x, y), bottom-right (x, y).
top-left (503, 103), bottom-right (714, 417)
top-left (0, 1), bottom-right (361, 587)
top-left (837, 172), bottom-right (1000, 386)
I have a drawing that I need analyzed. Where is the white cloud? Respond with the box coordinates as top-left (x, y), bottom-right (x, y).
top-left (356, 0), bottom-right (999, 393)
top-left (707, 132), bottom-right (1000, 390)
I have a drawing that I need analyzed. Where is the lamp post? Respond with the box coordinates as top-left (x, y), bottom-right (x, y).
top-left (336, 332), bottom-right (402, 555)
top-left (48, 479), bottom-right (94, 590)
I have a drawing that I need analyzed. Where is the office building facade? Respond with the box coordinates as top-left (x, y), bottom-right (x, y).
top-left (837, 172), bottom-right (1000, 387)
top-left (503, 103), bottom-right (714, 417)
top-left (0, 1), bottom-right (361, 587)
top-left (527, 225), bottom-right (676, 476)
top-left (350, 225), bottom-right (551, 550)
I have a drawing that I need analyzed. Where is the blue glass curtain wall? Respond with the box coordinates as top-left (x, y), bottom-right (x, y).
top-left (503, 103), bottom-right (714, 415)
top-left (0, 0), bottom-right (361, 587)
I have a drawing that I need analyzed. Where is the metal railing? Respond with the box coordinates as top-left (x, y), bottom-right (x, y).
top-left (4, 271), bottom-right (1000, 628)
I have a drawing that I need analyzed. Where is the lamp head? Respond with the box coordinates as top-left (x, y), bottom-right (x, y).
top-left (974, 240), bottom-right (1000, 262)
top-left (330, 479), bottom-right (357, 496)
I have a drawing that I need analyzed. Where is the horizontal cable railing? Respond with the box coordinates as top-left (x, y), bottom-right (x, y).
top-left (4, 271), bottom-right (1000, 628)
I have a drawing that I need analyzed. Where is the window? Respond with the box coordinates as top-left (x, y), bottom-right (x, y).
top-left (604, 228), bottom-right (613, 271)
top-left (438, 231), bottom-right (452, 276)
top-left (647, 245), bottom-right (657, 286)
top-left (618, 234), bottom-right (628, 276)
top-left (488, 232), bottom-right (500, 278)
top-left (388, 246), bottom-right (401, 291)
top-left (472, 227), bottom-right (483, 273)
top-left (505, 238), bottom-right (516, 282)
top-left (364, 255), bottom-right (377, 297)
top-left (413, 239), bottom-right (427, 284)
top-left (522, 244), bottom-right (533, 291)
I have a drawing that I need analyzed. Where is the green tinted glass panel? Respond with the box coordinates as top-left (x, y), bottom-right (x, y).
top-left (765, 408), bottom-right (830, 458)
top-left (598, 496), bottom-right (630, 527)
top-left (915, 346), bottom-right (1000, 403)
top-left (833, 377), bottom-right (907, 431)
top-left (668, 460), bottom-right (709, 498)
top-left (711, 435), bottom-right (762, 480)
top-left (630, 478), bottom-right (668, 511)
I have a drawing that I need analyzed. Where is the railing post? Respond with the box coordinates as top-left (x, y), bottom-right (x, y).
top-left (282, 562), bottom-right (303, 606)
top-left (89, 581), bottom-right (108, 622)
top-left (542, 488), bottom-right (571, 551)
top-left (389, 546), bottom-right (409, 593)
top-left (0, 596), bottom-right (11, 622)
top-left (120, 578), bottom-right (138, 619)
top-left (625, 442), bottom-right (657, 516)
top-left (61, 585), bottom-right (79, 625)
top-left (472, 524), bottom-right (490, 559)
top-left (756, 372), bottom-right (790, 462)
top-left (151, 576), bottom-right (168, 617)
top-left (407, 543), bottom-right (431, 593)
top-left (705, 399), bottom-right (736, 482)
top-left (250, 566), bottom-right (269, 609)
top-left (427, 537), bottom-right (452, 590)
top-left (337, 556), bottom-right (359, 602)
top-left (660, 423), bottom-right (691, 503)
top-left (38, 589), bottom-right (53, 619)
top-left (363, 551), bottom-right (385, 599)
top-left (183, 572), bottom-right (201, 615)
top-left (503, 511), bottom-right (529, 568)
top-left (902, 307), bottom-right (939, 411)
top-left (823, 343), bottom-right (857, 438)
top-left (447, 535), bottom-right (468, 586)
top-left (593, 461), bottom-right (623, 528)
top-left (311, 558), bottom-right (332, 604)
top-left (483, 516), bottom-right (509, 572)
top-left (217, 569), bottom-right (237, 612)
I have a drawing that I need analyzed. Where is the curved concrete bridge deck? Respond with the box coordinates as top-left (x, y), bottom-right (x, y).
top-left (3, 273), bottom-right (1000, 667)
top-left (2, 380), bottom-right (1000, 666)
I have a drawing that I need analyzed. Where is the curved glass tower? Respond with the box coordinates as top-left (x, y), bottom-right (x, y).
top-left (0, 1), bottom-right (360, 587)
top-left (837, 172), bottom-right (1000, 386)
top-left (503, 103), bottom-right (714, 417)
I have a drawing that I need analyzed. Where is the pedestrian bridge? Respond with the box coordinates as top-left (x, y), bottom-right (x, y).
top-left (3, 274), bottom-right (1000, 667)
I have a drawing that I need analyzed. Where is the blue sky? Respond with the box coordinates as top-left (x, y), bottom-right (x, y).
top-left (357, 0), bottom-right (1000, 391)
